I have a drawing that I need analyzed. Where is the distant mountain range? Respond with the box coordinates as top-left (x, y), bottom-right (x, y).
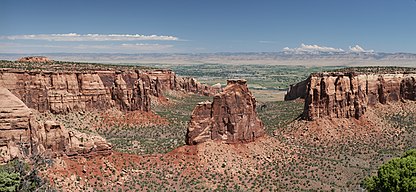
top-left (1, 52), bottom-right (415, 66)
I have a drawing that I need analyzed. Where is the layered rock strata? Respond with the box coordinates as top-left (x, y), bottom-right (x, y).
top-left (0, 88), bottom-right (32, 163)
top-left (0, 88), bottom-right (111, 163)
top-left (0, 68), bottom-right (218, 114)
top-left (142, 70), bottom-right (217, 96)
top-left (186, 79), bottom-right (265, 145)
top-left (0, 70), bottom-right (150, 113)
top-left (301, 72), bottom-right (416, 120)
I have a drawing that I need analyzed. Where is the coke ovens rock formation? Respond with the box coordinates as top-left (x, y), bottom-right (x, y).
top-left (186, 79), bottom-right (265, 145)
top-left (141, 69), bottom-right (217, 97)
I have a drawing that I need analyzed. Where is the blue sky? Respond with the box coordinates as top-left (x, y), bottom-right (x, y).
top-left (1, 0), bottom-right (416, 53)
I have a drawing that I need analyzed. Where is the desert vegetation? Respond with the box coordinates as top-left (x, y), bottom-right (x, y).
top-left (40, 91), bottom-right (416, 191)
top-left (2, 63), bottom-right (415, 191)
top-left (364, 149), bottom-right (416, 191)
top-left (0, 158), bottom-right (54, 191)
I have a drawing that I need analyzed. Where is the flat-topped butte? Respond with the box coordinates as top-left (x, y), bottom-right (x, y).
top-left (0, 59), bottom-right (152, 72)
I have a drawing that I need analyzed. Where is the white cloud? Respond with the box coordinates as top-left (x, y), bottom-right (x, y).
top-left (0, 43), bottom-right (174, 53)
top-left (283, 43), bottom-right (344, 53)
top-left (349, 45), bottom-right (374, 53)
top-left (283, 43), bottom-right (377, 54)
top-left (0, 33), bottom-right (179, 41)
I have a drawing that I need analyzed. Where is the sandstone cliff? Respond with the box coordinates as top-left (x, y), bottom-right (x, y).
top-left (0, 88), bottom-right (32, 163)
top-left (0, 88), bottom-right (111, 164)
top-left (284, 79), bottom-right (307, 100)
top-left (0, 69), bottom-right (150, 113)
top-left (0, 68), bottom-right (218, 114)
top-left (302, 72), bottom-right (416, 120)
top-left (142, 69), bottom-right (217, 96)
top-left (186, 79), bottom-right (265, 145)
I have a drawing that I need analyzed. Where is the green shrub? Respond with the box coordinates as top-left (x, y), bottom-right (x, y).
top-left (364, 149), bottom-right (416, 192)
top-left (0, 172), bottom-right (20, 192)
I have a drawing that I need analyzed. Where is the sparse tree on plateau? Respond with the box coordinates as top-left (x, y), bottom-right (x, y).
top-left (364, 149), bottom-right (416, 192)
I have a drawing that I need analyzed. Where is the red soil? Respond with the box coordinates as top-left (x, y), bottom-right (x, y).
top-left (98, 110), bottom-right (169, 128)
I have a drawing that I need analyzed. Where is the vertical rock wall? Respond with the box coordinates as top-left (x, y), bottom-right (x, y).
top-left (303, 72), bottom-right (416, 120)
top-left (186, 79), bottom-right (265, 145)
top-left (0, 69), bottom-right (219, 114)
top-left (0, 88), bottom-right (111, 164)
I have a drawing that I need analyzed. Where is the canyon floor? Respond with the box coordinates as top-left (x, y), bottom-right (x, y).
top-left (39, 91), bottom-right (415, 191)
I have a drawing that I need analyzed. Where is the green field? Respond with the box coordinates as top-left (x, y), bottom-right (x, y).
top-left (137, 63), bottom-right (344, 90)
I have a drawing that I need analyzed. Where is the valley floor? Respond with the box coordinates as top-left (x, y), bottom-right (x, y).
top-left (37, 91), bottom-right (416, 191)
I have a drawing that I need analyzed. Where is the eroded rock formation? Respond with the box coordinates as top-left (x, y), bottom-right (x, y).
top-left (301, 72), bottom-right (416, 120)
top-left (0, 68), bottom-right (218, 114)
top-left (0, 70), bottom-right (150, 113)
top-left (0, 88), bottom-right (32, 163)
top-left (186, 79), bottom-right (265, 145)
top-left (0, 88), bottom-right (111, 163)
top-left (142, 69), bottom-right (218, 97)
top-left (17, 56), bottom-right (52, 63)
top-left (0, 60), bottom-right (219, 163)
top-left (284, 79), bottom-right (307, 100)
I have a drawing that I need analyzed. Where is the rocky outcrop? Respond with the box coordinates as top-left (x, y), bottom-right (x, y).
top-left (0, 70), bottom-right (150, 113)
top-left (0, 68), bottom-right (218, 114)
top-left (175, 76), bottom-right (216, 96)
top-left (401, 77), bottom-right (416, 100)
top-left (17, 56), bottom-right (51, 63)
top-left (0, 88), bottom-right (111, 164)
top-left (142, 69), bottom-right (220, 97)
top-left (303, 72), bottom-right (416, 120)
top-left (284, 79), bottom-right (308, 100)
top-left (0, 88), bottom-right (32, 163)
top-left (186, 79), bottom-right (265, 145)
top-left (30, 120), bottom-right (111, 158)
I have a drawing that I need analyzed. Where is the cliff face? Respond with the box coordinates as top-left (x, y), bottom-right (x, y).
top-left (186, 79), bottom-right (265, 145)
top-left (303, 72), bottom-right (416, 120)
top-left (0, 69), bottom-right (218, 114)
top-left (0, 61), bottom-right (219, 163)
top-left (0, 70), bottom-right (150, 113)
top-left (401, 76), bottom-right (416, 100)
top-left (284, 79), bottom-right (308, 100)
top-left (142, 70), bottom-right (218, 96)
top-left (0, 88), bottom-right (111, 163)
top-left (0, 88), bottom-right (32, 163)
